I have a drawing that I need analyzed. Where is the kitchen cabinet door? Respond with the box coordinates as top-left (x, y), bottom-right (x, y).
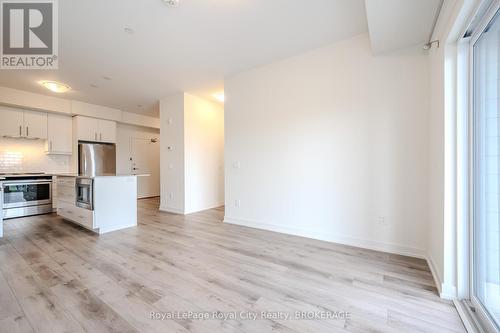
top-left (24, 111), bottom-right (47, 140)
top-left (75, 116), bottom-right (99, 142)
top-left (47, 113), bottom-right (72, 154)
top-left (0, 106), bottom-right (24, 138)
top-left (98, 119), bottom-right (116, 143)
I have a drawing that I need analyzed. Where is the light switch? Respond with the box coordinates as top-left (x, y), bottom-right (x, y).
top-left (233, 161), bottom-right (241, 169)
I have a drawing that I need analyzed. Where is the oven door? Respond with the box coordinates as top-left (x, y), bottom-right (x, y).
top-left (76, 179), bottom-right (93, 210)
top-left (2, 181), bottom-right (52, 209)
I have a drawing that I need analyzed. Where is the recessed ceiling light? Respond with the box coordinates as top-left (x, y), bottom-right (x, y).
top-left (124, 27), bottom-right (135, 34)
top-left (101, 76), bottom-right (112, 80)
top-left (163, 0), bottom-right (179, 7)
top-left (137, 104), bottom-right (143, 108)
top-left (40, 81), bottom-right (71, 93)
top-left (90, 83), bottom-right (98, 88)
top-left (213, 92), bottom-right (224, 103)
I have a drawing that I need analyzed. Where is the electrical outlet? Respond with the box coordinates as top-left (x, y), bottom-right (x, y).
top-left (377, 216), bottom-right (388, 226)
top-left (235, 199), bottom-right (241, 208)
top-left (233, 161), bottom-right (241, 169)
top-left (169, 193), bottom-right (174, 199)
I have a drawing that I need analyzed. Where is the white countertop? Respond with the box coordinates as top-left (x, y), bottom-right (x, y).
top-left (54, 173), bottom-right (150, 178)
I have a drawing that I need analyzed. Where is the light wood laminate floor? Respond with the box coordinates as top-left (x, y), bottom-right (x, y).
top-left (0, 198), bottom-right (465, 333)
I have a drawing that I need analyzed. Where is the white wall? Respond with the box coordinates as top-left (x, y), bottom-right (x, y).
top-left (428, 41), bottom-right (446, 289)
top-left (184, 94), bottom-right (224, 213)
top-left (116, 123), bottom-right (160, 198)
top-left (160, 93), bottom-right (224, 214)
top-left (160, 93), bottom-right (186, 213)
top-left (224, 34), bottom-right (430, 257)
top-left (0, 138), bottom-right (71, 173)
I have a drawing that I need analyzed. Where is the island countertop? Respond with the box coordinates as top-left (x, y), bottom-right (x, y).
top-left (53, 173), bottom-right (150, 178)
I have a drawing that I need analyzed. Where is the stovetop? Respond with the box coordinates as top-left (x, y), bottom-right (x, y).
top-left (0, 173), bottom-right (52, 180)
top-left (0, 173), bottom-right (45, 175)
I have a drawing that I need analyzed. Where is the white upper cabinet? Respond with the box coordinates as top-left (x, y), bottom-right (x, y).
top-left (24, 111), bottom-right (48, 140)
top-left (75, 116), bottom-right (116, 143)
top-left (0, 107), bottom-right (24, 137)
top-left (75, 116), bottom-right (98, 142)
top-left (98, 119), bottom-right (116, 143)
top-left (0, 106), bottom-right (47, 139)
top-left (46, 113), bottom-right (72, 154)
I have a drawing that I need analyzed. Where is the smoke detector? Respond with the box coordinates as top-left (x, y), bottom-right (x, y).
top-left (163, 0), bottom-right (179, 7)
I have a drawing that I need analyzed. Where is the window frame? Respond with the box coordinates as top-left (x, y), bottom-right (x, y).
top-left (468, 1), bottom-right (500, 332)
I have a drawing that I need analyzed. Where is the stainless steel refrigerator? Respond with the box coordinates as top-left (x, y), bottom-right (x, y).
top-left (78, 142), bottom-right (116, 176)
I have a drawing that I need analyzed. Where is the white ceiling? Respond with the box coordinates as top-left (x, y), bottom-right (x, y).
top-left (365, 0), bottom-right (443, 54)
top-left (0, 0), bottom-right (368, 117)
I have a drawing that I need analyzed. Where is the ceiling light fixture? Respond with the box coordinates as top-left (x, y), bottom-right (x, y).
top-left (163, 0), bottom-right (179, 7)
top-left (124, 27), bottom-right (135, 34)
top-left (213, 92), bottom-right (225, 103)
top-left (40, 81), bottom-right (71, 93)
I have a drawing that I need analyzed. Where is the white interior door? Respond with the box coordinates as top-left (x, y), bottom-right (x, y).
top-left (130, 137), bottom-right (160, 198)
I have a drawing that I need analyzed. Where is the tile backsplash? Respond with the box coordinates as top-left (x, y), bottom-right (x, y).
top-left (0, 138), bottom-right (71, 173)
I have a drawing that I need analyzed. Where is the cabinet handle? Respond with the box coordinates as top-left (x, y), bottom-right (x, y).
top-left (50, 141), bottom-right (53, 151)
top-left (95, 132), bottom-right (97, 141)
top-left (26, 126), bottom-right (29, 137)
top-left (19, 125), bottom-right (21, 136)
top-left (100, 133), bottom-right (102, 141)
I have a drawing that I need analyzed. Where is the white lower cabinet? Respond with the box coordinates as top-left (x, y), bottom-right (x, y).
top-left (55, 175), bottom-right (137, 234)
top-left (56, 176), bottom-right (94, 230)
top-left (57, 201), bottom-right (94, 230)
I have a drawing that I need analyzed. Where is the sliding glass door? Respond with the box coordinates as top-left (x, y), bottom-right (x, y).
top-left (473, 5), bottom-right (500, 331)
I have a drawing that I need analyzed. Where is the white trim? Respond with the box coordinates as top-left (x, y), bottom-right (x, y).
top-left (159, 205), bottom-right (185, 215)
top-left (184, 203), bottom-right (224, 215)
top-left (98, 223), bottom-right (136, 234)
top-left (427, 255), bottom-right (444, 295)
top-left (455, 300), bottom-right (488, 333)
top-left (159, 203), bottom-right (224, 215)
top-left (442, 282), bottom-right (459, 300)
top-left (223, 216), bottom-right (425, 259)
top-left (426, 254), bottom-right (458, 299)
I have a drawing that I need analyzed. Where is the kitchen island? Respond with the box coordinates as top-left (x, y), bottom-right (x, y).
top-left (55, 174), bottom-right (142, 234)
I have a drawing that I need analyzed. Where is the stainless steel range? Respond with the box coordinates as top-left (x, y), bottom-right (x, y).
top-left (0, 174), bottom-right (53, 219)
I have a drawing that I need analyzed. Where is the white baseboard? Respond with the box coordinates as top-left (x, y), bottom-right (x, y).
top-left (223, 216), bottom-right (425, 259)
top-left (159, 206), bottom-right (185, 215)
top-left (160, 203), bottom-right (224, 215)
top-left (441, 283), bottom-right (458, 300)
top-left (426, 254), bottom-right (457, 300)
top-left (184, 202), bottom-right (224, 215)
top-left (426, 255), bottom-right (443, 295)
